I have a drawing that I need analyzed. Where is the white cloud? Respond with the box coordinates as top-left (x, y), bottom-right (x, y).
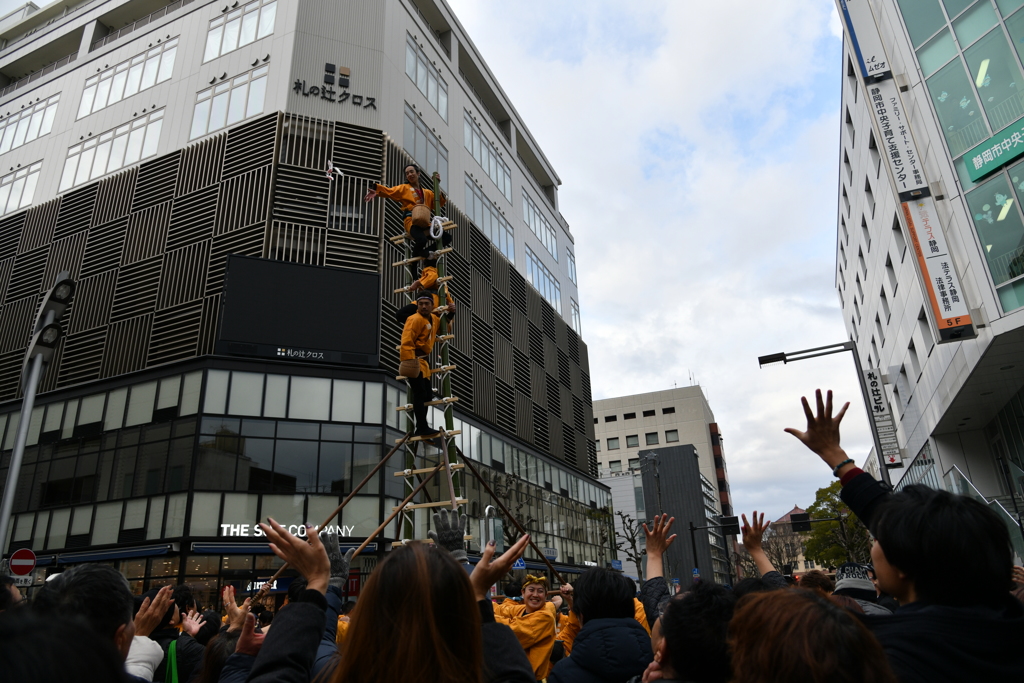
top-left (447, 1), bottom-right (881, 521)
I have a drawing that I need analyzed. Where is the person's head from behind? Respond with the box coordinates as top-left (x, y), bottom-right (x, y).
top-left (32, 564), bottom-right (136, 660)
top-left (571, 568), bottom-right (634, 624)
top-left (136, 588), bottom-right (176, 633)
top-left (0, 609), bottom-right (129, 682)
top-left (799, 570), bottom-right (834, 598)
top-left (0, 575), bottom-right (22, 611)
top-left (729, 590), bottom-right (896, 683)
top-left (331, 543), bottom-right (482, 683)
top-left (653, 580), bottom-right (735, 683)
top-left (521, 574), bottom-right (548, 612)
top-left (504, 580), bottom-right (522, 599)
top-left (870, 485), bottom-right (1012, 607)
top-left (287, 577), bottom-right (307, 604)
top-left (732, 577), bottom-right (777, 600)
top-left (194, 631), bottom-right (239, 683)
top-left (172, 583), bottom-right (198, 616)
top-left (340, 600), bottom-right (357, 616)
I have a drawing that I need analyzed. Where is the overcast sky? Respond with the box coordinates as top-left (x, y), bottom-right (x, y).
top-left (0, 0), bottom-right (874, 522)
top-left (446, 0), bottom-right (871, 522)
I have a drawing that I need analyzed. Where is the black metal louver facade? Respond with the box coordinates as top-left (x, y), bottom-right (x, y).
top-left (0, 112), bottom-right (597, 476)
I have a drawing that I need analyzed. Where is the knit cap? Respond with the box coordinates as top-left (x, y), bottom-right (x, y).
top-left (834, 562), bottom-right (874, 592)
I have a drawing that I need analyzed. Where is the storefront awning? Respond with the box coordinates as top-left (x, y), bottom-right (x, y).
top-left (57, 544), bottom-right (176, 564)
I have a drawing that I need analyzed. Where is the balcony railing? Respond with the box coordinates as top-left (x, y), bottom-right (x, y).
top-left (0, 0), bottom-right (98, 55)
top-left (91, 0), bottom-right (197, 51)
top-left (0, 50), bottom-right (77, 98)
top-left (943, 464), bottom-right (1024, 562)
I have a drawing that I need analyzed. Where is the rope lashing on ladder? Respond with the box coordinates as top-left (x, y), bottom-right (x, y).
top-left (430, 215), bottom-right (447, 239)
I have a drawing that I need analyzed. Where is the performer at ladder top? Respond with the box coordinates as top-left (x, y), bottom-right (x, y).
top-left (364, 164), bottom-right (451, 259)
top-left (399, 291), bottom-right (455, 437)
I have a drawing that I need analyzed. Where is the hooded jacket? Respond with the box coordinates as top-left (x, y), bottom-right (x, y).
top-left (548, 618), bottom-right (653, 683)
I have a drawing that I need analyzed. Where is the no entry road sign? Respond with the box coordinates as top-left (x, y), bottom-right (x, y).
top-left (9, 548), bottom-right (36, 576)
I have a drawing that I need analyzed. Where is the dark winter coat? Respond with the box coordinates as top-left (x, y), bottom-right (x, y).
top-left (548, 618), bottom-right (653, 683)
top-left (150, 629), bottom-right (204, 683)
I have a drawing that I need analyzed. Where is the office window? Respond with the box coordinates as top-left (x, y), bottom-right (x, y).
top-left (624, 413), bottom-right (636, 420)
top-left (645, 432), bottom-right (659, 445)
top-left (60, 110), bottom-right (164, 192)
top-left (204, 0), bottom-right (277, 62)
top-left (662, 407), bottom-right (675, 414)
top-left (570, 299), bottom-right (581, 335)
top-left (642, 410), bottom-right (655, 417)
top-left (607, 437), bottom-right (619, 450)
top-left (190, 66), bottom-right (268, 139)
top-left (406, 34), bottom-right (447, 121)
top-left (78, 40), bottom-right (177, 119)
top-left (404, 104), bottom-right (448, 190)
top-left (595, 441), bottom-right (600, 452)
top-left (626, 435), bottom-right (639, 448)
top-left (523, 191), bottom-right (558, 260)
top-left (0, 161), bottom-right (41, 216)
top-left (604, 415), bottom-right (617, 422)
top-left (628, 458), bottom-right (640, 470)
top-left (525, 245), bottom-right (561, 313)
top-left (465, 177), bottom-right (514, 262)
top-left (609, 460), bottom-right (622, 473)
top-left (464, 112), bottom-right (511, 200)
top-left (665, 429), bottom-right (679, 443)
top-left (566, 248), bottom-right (577, 284)
top-left (0, 94), bottom-right (59, 153)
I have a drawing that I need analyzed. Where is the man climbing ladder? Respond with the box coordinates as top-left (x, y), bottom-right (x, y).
top-left (400, 292), bottom-right (455, 437)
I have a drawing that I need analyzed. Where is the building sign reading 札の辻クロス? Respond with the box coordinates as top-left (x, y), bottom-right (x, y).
top-left (900, 196), bottom-right (976, 342)
top-left (862, 368), bottom-right (902, 468)
top-left (964, 117), bottom-right (1024, 182)
top-left (867, 79), bottom-right (926, 198)
top-left (219, 523), bottom-right (356, 537)
top-left (836, 0), bottom-right (890, 79)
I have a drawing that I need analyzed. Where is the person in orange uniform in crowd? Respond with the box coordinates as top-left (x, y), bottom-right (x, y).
top-left (553, 582), bottom-right (650, 656)
top-left (494, 574), bottom-right (557, 680)
top-left (364, 164), bottom-right (451, 259)
top-left (399, 292), bottom-right (455, 437)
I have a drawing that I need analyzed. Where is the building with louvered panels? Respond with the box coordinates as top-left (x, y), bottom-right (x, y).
top-left (0, 0), bottom-right (609, 602)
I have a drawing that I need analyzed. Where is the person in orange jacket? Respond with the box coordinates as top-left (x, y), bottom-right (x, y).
top-left (494, 574), bottom-right (557, 680)
top-left (399, 292), bottom-right (455, 437)
top-left (395, 260), bottom-right (455, 327)
top-left (364, 164), bottom-right (450, 259)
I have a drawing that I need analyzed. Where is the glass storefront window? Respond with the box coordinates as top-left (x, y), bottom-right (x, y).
top-left (289, 377), bottom-right (330, 421)
top-left (927, 58), bottom-right (991, 157)
top-left (963, 28), bottom-right (1024, 132)
top-left (967, 168), bottom-right (1024, 289)
top-left (899, 0), bottom-right (949, 47)
top-left (332, 380), bottom-right (362, 422)
top-left (190, 492), bottom-right (221, 536)
top-left (953, 2), bottom-right (998, 45)
top-left (229, 372), bottom-right (263, 416)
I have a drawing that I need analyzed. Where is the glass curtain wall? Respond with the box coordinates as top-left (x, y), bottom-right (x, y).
top-left (898, 0), bottom-right (1024, 310)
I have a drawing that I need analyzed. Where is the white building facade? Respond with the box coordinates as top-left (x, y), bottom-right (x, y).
top-left (0, 0), bottom-right (580, 327)
top-left (836, 0), bottom-right (1024, 556)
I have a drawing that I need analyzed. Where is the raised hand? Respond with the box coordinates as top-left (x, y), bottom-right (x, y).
top-left (470, 534), bottom-right (530, 601)
top-left (182, 609), bottom-right (206, 637)
top-left (134, 585), bottom-right (173, 637)
top-left (741, 512), bottom-right (769, 552)
top-left (643, 514), bottom-right (677, 558)
top-left (322, 530), bottom-right (356, 590)
top-left (428, 507), bottom-right (469, 562)
top-left (223, 585), bottom-right (251, 633)
top-left (235, 612), bottom-right (265, 657)
top-left (784, 389), bottom-right (851, 469)
top-left (259, 519), bottom-right (330, 594)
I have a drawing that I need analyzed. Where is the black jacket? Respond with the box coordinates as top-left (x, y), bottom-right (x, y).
top-left (638, 578), bottom-right (670, 628)
top-left (841, 471), bottom-right (1024, 682)
top-left (150, 630), bottom-right (204, 683)
top-left (548, 618), bottom-right (653, 683)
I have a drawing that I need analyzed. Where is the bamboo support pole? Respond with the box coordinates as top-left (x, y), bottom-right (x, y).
top-left (352, 461), bottom-right (445, 558)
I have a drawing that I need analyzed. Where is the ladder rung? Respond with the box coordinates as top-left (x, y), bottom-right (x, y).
top-left (394, 464), bottom-right (465, 476)
top-left (391, 248), bottom-right (454, 267)
top-left (437, 334), bottom-right (455, 341)
top-left (394, 498), bottom-right (468, 511)
top-left (396, 397), bottom-right (459, 411)
top-left (393, 276), bottom-right (455, 294)
top-left (388, 223), bottom-right (457, 243)
top-left (398, 429), bottom-right (462, 443)
top-left (403, 535), bottom-right (474, 544)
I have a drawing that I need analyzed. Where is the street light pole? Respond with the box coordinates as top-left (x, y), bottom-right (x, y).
top-left (758, 341), bottom-right (892, 487)
top-left (0, 273), bottom-right (75, 557)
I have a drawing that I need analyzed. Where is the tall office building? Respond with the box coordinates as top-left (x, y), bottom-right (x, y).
top-left (593, 386), bottom-right (733, 584)
top-left (835, 0), bottom-right (1024, 555)
top-left (0, 0), bottom-right (611, 601)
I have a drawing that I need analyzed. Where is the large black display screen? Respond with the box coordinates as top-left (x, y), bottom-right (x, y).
top-left (216, 256), bottom-right (380, 366)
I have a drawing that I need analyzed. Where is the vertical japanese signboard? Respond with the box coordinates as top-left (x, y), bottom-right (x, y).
top-left (837, 0), bottom-right (890, 79)
top-left (901, 197), bottom-right (976, 341)
top-left (862, 368), bottom-right (903, 468)
top-left (867, 79), bottom-right (928, 199)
